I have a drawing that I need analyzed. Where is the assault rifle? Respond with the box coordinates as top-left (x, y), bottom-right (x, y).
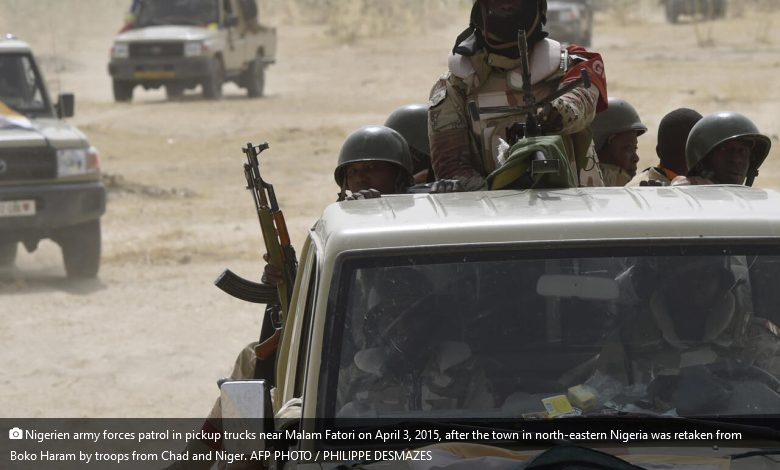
top-left (215, 142), bottom-right (297, 362)
top-left (468, 29), bottom-right (591, 189)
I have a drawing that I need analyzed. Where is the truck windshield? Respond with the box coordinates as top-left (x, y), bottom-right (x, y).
top-left (136, 0), bottom-right (219, 27)
top-left (324, 246), bottom-right (780, 420)
top-left (0, 54), bottom-right (49, 116)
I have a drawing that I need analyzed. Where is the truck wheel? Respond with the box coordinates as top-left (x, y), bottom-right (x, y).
top-left (202, 59), bottom-right (224, 100)
top-left (166, 83), bottom-right (184, 100)
top-left (113, 80), bottom-right (134, 102)
top-left (0, 242), bottom-right (17, 267)
top-left (245, 57), bottom-right (265, 98)
top-left (56, 220), bottom-right (101, 279)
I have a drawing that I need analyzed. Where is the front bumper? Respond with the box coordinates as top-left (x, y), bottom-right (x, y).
top-left (0, 181), bottom-right (106, 242)
top-left (108, 57), bottom-right (212, 83)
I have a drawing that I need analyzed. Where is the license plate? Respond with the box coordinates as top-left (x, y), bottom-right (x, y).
top-left (0, 199), bottom-right (36, 217)
top-left (134, 70), bottom-right (176, 80)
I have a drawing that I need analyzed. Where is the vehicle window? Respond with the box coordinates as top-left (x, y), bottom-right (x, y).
top-left (322, 246), bottom-right (780, 420)
top-left (136, 0), bottom-right (220, 27)
top-left (0, 54), bottom-right (47, 115)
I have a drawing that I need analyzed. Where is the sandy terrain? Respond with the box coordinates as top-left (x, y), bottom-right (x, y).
top-left (1, 1), bottom-right (779, 418)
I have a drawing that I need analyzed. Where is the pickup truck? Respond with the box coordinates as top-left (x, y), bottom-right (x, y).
top-left (661, 0), bottom-right (727, 24)
top-left (547, 0), bottom-right (593, 46)
top-left (107, 0), bottom-right (276, 101)
top-left (218, 185), bottom-right (780, 469)
top-left (0, 35), bottom-right (105, 278)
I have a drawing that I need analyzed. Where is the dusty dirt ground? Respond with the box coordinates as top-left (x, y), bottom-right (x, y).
top-left (1, 1), bottom-right (779, 418)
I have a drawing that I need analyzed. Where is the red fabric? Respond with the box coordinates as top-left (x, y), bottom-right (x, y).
top-left (563, 44), bottom-right (608, 112)
top-left (199, 419), bottom-right (223, 450)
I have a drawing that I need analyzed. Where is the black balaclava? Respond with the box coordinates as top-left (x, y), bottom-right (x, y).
top-left (454, 0), bottom-right (547, 59)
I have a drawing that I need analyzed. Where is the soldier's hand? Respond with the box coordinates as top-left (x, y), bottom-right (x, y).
top-left (540, 106), bottom-right (564, 134)
top-left (430, 179), bottom-right (465, 194)
top-left (345, 189), bottom-right (382, 200)
top-left (261, 253), bottom-right (283, 286)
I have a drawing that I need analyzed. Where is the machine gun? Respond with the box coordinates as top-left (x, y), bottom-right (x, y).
top-left (215, 142), bottom-right (297, 362)
top-left (467, 29), bottom-right (592, 190)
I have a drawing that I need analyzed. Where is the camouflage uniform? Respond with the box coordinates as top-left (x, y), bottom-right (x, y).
top-left (337, 341), bottom-right (495, 416)
top-left (597, 257), bottom-right (780, 413)
top-left (429, 39), bottom-right (607, 190)
top-left (599, 163), bottom-right (633, 187)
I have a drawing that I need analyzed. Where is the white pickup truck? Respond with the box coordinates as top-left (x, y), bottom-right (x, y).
top-left (108, 0), bottom-right (276, 101)
top-left (217, 185), bottom-right (780, 469)
top-left (0, 35), bottom-right (105, 278)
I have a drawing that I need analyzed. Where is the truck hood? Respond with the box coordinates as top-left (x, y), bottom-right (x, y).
top-left (0, 116), bottom-right (88, 149)
top-left (115, 25), bottom-right (216, 43)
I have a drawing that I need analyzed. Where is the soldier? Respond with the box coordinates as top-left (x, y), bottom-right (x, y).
top-left (627, 108), bottom-right (702, 187)
top-left (672, 111), bottom-right (772, 187)
top-left (590, 97), bottom-right (647, 186)
top-left (597, 256), bottom-right (780, 415)
top-left (384, 104), bottom-right (435, 184)
top-left (334, 125), bottom-right (416, 200)
top-left (428, 0), bottom-right (608, 191)
top-left (337, 267), bottom-right (494, 416)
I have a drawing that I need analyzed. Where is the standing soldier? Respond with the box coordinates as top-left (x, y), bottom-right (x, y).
top-left (384, 104), bottom-right (435, 184)
top-left (627, 108), bottom-right (702, 187)
top-left (591, 97), bottom-right (647, 187)
top-left (428, 0), bottom-right (608, 191)
top-left (672, 112), bottom-right (772, 187)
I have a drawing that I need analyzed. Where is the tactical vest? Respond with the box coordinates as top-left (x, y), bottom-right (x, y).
top-left (449, 39), bottom-right (600, 186)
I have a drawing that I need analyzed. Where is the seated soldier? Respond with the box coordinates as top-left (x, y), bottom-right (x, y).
top-left (590, 97), bottom-right (647, 187)
top-left (337, 267), bottom-right (494, 416)
top-left (672, 111), bottom-right (771, 187)
top-left (384, 104), bottom-right (435, 184)
top-left (595, 256), bottom-right (780, 415)
top-left (627, 108), bottom-right (702, 187)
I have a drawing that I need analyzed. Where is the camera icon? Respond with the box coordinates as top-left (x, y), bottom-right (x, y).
top-left (9, 427), bottom-right (23, 439)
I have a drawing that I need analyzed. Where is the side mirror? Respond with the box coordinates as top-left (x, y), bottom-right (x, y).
top-left (220, 380), bottom-right (272, 454)
top-left (224, 15), bottom-right (240, 28)
top-left (56, 93), bottom-right (75, 118)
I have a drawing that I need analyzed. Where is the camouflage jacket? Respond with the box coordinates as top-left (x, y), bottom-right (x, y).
top-left (337, 341), bottom-right (494, 416)
top-left (428, 39), bottom-right (608, 190)
top-left (599, 163), bottom-right (633, 187)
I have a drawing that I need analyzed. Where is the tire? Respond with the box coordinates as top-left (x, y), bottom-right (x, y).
top-left (166, 83), bottom-right (184, 100)
top-left (202, 58), bottom-right (224, 100)
top-left (112, 80), bottom-right (134, 102)
top-left (57, 220), bottom-right (101, 279)
top-left (0, 242), bottom-right (17, 267)
top-left (245, 57), bottom-right (266, 98)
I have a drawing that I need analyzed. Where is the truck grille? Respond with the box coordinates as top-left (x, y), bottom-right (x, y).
top-left (0, 147), bottom-right (57, 181)
top-left (130, 42), bottom-right (184, 58)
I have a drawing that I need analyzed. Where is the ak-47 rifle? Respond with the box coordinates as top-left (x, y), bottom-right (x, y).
top-left (467, 30), bottom-right (592, 189)
top-left (215, 142), bottom-right (297, 363)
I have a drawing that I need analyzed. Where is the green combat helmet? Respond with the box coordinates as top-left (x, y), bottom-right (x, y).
top-left (591, 97), bottom-right (647, 152)
top-left (334, 125), bottom-right (414, 190)
top-left (384, 104), bottom-right (431, 176)
top-left (685, 112), bottom-right (772, 187)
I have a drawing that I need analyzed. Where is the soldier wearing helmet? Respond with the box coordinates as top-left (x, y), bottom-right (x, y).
top-left (591, 98), bottom-right (647, 186)
top-left (334, 125), bottom-right (415, 200)
top-left (384, 104), bottom-right (435, 184)
top-left (627, 108), bottom-right (702, 187)
top-left (428, 0), bottom-right (609, 191)
top-left (595, 256), bottom-right (780, 415)
top-left (673, 112), bottom-right (772, 187)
